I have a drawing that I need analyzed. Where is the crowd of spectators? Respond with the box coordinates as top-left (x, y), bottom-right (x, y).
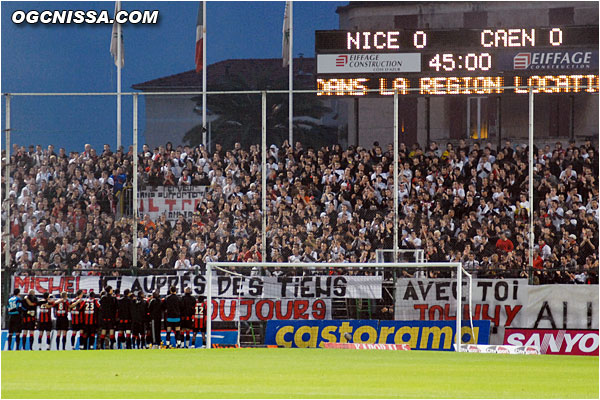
top-left (2, 137), bottom-right (598, 284)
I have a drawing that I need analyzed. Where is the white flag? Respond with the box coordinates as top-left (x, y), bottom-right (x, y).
top-left (110, 1), bottom-right (124, 68)
top-left (282, 1), bottom-right (291, 67)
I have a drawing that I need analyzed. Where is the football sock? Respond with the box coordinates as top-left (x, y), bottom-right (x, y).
top-left (7, 334), bottom-right (12, 350)
top-left (100, 334), bottom-right (106, 349)
top-left (166, 331), bottom-right (171, 346)
top-left (29, 334), bottom-right (34, 350)
top-left (46, 333), bottom-right (51, 348)
top-left (62, 336), bottom-right (67, 350)
top-left (81, 333), bottom-right (87, 350)
top-left (89, 334), bottom-right (96, 349)
top-left (71, 333), bottom-right (76, 348)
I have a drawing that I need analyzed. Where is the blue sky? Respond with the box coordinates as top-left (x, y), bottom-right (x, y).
top-left (1, 1), bottom-right (346, 153)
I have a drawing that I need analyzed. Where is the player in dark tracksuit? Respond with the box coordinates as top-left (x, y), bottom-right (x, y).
top-left (148, 291), bottom-right (163, 348)
top-left (162, 286), bottom-right (182, 348)
top-left (6, 289), bottom-right (24, 350)
top-left (144, 294), bottom-right (152, 348)
top-left (180, 287), bottom-right (196, 349)
top-left (131, 291), bottom-right (148, 349)
top-left (99, 286), bottom-right (118, 349)
top-left (116, 289), bottom-right (133, 349)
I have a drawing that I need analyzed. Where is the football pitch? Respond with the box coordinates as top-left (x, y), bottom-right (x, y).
top-left (1, 348), bottom-right (598, 398)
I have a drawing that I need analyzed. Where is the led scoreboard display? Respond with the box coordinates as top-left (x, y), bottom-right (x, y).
top-left (315, 27), bottom-right (599, 96)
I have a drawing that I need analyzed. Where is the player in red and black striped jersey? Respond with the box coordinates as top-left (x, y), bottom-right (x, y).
top-left (54, 291), bottom-right (70, 350)
top-left (116, 289), bottom-right (133, 349)
top-left (22, 290), bottom-right (38, 350)
top-left (37, 292), bottom-right (55, 350)
top-left (82, 292), bottom-right (100, 350)
top-left (180, 287), bottom-right (196, 348)
top-left (69, 290), bottom-right (85, 349)
top-left (191, 296), bottom-right (207, 349)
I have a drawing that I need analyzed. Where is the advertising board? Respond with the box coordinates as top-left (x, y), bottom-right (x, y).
top-left (504, 329), bottom-right (599, 355)
top-left (265, 320), bottom-right (490, 350)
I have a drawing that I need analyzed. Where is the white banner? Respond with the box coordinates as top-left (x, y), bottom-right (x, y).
top-left (138, 185), bottom-right (207, 221)
top-left (395, 278), bottom-right (599, 329)
top-left (524, 285), bottom-right (598, 330)
top-left (317, 53), bottom-right (421, 74)
top-left (395, 279), bottom-right (528, 328)
top-left (12, 275), bottom-right (382, 299)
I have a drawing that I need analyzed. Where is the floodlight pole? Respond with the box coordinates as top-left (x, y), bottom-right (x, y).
top-left (116, 3), bottom-right (122, 150)
top-left (456, 263), bottom-right (462, 352)
top-left (288, 1), bottom-right (293, 149)
top-left (393, 91), bottom-right (399, 263)
top-left (261, 91), bottom-right (267, 261)
top-left (206, 263), bottom-right (212, 349)
top-left (528, 90), bottom-right (534, 276)
top-left (202, 0), bottom-right (207, 147)
top-left (132, 93), bottom-right (138, 268)
top-left (4, 94), bottom-right (11, 267)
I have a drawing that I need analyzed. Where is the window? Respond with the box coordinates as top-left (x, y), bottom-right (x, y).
top-left (394, 14), bottom-right (419, 29)
top-left (463, 11), bottom-right (488, 28)
top-left (549, 7), bottom-right (574, 25)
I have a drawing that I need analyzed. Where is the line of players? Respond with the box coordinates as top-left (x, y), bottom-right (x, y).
top-left (5, 285), bottom-right (207, 350)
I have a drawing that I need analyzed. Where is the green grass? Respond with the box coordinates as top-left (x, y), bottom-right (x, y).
top-left (1, 348), bottom-right (598, 398)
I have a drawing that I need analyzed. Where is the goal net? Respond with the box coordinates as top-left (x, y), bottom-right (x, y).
top-left (204, 262), bottom-right (475, 351)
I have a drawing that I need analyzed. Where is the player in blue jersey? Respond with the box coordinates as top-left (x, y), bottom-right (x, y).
top-left (6, 289), bottom-right (24, 350)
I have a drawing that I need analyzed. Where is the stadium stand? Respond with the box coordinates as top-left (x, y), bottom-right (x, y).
top-left (2, 138), bottom-right (598, 284)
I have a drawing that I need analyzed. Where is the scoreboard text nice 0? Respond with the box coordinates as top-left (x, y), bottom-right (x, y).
top-left (314, 26), bottom-right (599, 96)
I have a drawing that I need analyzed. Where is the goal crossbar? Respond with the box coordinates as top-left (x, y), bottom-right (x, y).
top-left (205, 261), bottom-right (464, 350)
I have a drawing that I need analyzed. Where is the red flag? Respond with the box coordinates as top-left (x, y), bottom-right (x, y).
top-left (195, 2), bottom-right (204, 73)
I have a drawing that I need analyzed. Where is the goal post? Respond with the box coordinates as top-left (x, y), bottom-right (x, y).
top-left (205, 261), bottom-right (468, 351)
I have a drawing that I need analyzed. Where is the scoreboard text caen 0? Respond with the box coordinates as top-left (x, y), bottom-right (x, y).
top-left (315, 27), bottom-right (599, 52)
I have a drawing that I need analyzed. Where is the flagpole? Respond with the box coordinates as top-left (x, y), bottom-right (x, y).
top-left (288, 1), bottom-right (293, 150)
top-left (202, 0), bottom-right (207, 148)
top-left (117, 1), bottom-right (122, 150)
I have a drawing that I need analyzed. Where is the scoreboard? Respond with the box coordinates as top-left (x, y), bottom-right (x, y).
top-left (314, 27), bottom-right (599, 96)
